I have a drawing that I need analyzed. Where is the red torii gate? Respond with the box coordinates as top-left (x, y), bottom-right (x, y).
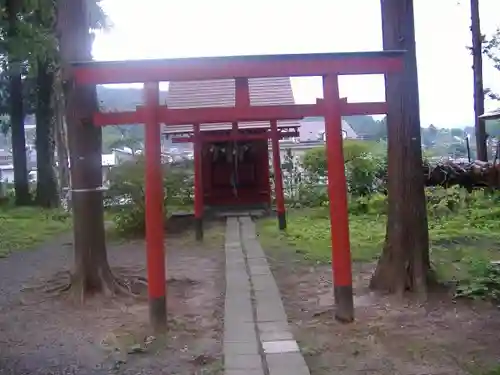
top-left (70, 51), bottom-right (404, 328)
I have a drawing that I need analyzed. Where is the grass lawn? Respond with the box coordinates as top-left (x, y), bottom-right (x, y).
top-left (258, 192), bottom-right (500, 283)
top-left (0, 206), bottom-right (71, 258)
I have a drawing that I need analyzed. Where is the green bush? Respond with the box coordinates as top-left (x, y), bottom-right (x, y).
top-left (345, 153), bottom-right (386, 196)
top-left (349, 193), bottom-right (387, 215)
top-left (302, 147), bottom-right (327, 178)
top-left (302, 140), bottom-right (377, 178)
top-left (456, 259), bottom-right (500, 302)
top-left (301, 140), bottom-right (387, 198)
top-left (105, 156), bottom-right (194, 236)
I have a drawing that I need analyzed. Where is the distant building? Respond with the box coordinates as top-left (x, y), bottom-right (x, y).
top-left (480, 108), bottom-right (500, 120)
top-left (0, 149), bottom-right (10, 165)
top-left (299, 118), bottom-right (358, 142)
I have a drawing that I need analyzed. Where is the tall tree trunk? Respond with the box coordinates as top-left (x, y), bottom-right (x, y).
top-left (370, 0), bottom-right (431, 296)
top-left (57, 0), bottom-right (119, 299)
top-left (35, 59), bottom-right (59, 208)
top-left (7, 0), bottom-right (30, 205)
top-left (470, 0), bottom-right (487, 161)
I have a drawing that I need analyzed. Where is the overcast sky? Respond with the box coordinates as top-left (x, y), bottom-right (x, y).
top-left (92, 0), bottom-right (500, 128)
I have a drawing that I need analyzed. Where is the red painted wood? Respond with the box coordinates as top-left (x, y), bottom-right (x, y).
top-left (201, 142), bottom-right (212, 199)
top-left (203, 139), bottom-right (270, 207)
top-left (270, 120), bottom-right (286, 219)
top-left (171, 130), bottom-right (299, 143)
top-left (323, 75), bottom-right (352, 289)
top-left (193, 123), bottom-right (203, 219)
top-left (235, 78), bottom-right (250, 107)
top-left (143, 82), bottom-right (166, 300)
top-left (72, 51), bottom-right (404, 85)
top-left (92, 102), bottom-right (388, 127)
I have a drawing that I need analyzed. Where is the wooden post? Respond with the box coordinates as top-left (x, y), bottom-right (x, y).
top-left (144, 82), bottom-right (167, 332)
top-left (322, 74), bottom-right (354, 323)
top-left (193, 123), bottom-right (204, 241)
top-left (270, 120), bottom-right (286, 230)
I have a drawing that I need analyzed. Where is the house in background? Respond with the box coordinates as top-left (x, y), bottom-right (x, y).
top-left (299, 117), bottom-right (358, 142)
top-left (272, 117), bottom-right (358, 160)
top-left (0, 149), bottom-right (11, 165)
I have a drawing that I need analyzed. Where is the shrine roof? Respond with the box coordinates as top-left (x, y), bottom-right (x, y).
top-left (163, 77), bottom-right (300, 134)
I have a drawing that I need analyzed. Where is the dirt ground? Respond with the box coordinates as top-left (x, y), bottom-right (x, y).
top-left (0, 218), bottom-right (226, 375)
top-left (266, 248), bottom-right (500, 375)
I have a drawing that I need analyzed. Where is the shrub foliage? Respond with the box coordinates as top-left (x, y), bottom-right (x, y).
top-left (105, 156), bottom-right (194, 236)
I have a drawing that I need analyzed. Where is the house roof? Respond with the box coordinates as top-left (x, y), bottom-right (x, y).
top-left (299, 118), bottom-right (358, 141)
top-left (163, 77), bottom-right (300, 134)
top-left (479, 108), bottom-right (500, 120)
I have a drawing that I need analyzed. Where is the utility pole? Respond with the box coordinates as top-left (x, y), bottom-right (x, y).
top-left (470, 0), bottom-right (487, 161)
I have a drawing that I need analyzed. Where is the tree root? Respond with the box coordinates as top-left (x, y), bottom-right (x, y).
top-left (22, 268), bottom-right (150, 302)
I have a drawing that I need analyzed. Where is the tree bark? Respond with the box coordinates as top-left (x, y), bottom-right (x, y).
top-left (470, 0), bottom-right (487, 161)
top-left (370, 0), bottom-right (431, 296)
top-left (7, 0), bottom-right (30, 205)
top-left (54, 69), bottom-right (70, 195)
top-left (35, 59), bottom-right (59, 208)
top-left (57, 0), bottom-right (118, 299)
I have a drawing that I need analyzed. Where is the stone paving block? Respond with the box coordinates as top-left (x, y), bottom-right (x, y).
top-left (224, 311), bottom-right (254, 323)
top-left (225, 303), bottom-right (252, 318)
top-left (252, 275), bottom-right (279, 292)
top-left (256, 303), bottom-right (288, 323)
top-left (226, 278), bottom-right (251, 291)
top-left (226, 270), bottom-right (250, 281)
top-left (226, 281), bottom-right (251, 293)
top-left (262, 340), bottom-right (299, 354)
top-left (226, 257), bottom-right (246, 266)
top-left (224, 329), bottom-right (259, 347)
top-left (225, 301), bottom-right (253, 316)
top-left (226, 258), bottom-right (247, 268)
top-left (224, 341), bottom-right (259, 356)
top-left (225, 298), bottom-right (252, 313)
top-left (225, 246), bottom-right (244, 254)
top-left (226, 277), bottom-right (251, 287)
top-left (224, 328), bottom-right (257, 343)
top-left (224, 320), bottom-right (255, 333)
top-left (225, 292), bottom-right (252, 306)
top-left (226, 290), bottom-right (252, 300)
top-left (225, 369), bottom-right (264, 375)
top-left (240, 228), bottom-right (257, 240)
top-left (257, 321), bottom-right (294, 341)
top-left (226, 267), bottom-right (248, 279)
top-left (249, 265), bottom-right (272, 276)
top-left (253, 284), bottom-right (280, 296)
top-left (225, 252), bottom-right (245, 262)
top-left (247, 257), bottom-right (269, 268)
top-left (246, 249), bottom-right (266, 259)
top-left (254, 288), bottom-right (282, 303)
top-left (225, 241), bottom-right (242, 248)
top-left (266, 352), bottom-right (310, 375)
top-left (224, 354), bottom-right (262, 370)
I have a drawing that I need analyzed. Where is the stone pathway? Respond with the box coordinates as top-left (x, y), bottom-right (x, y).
top-left (223, 216), bottom-right (310, 375)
